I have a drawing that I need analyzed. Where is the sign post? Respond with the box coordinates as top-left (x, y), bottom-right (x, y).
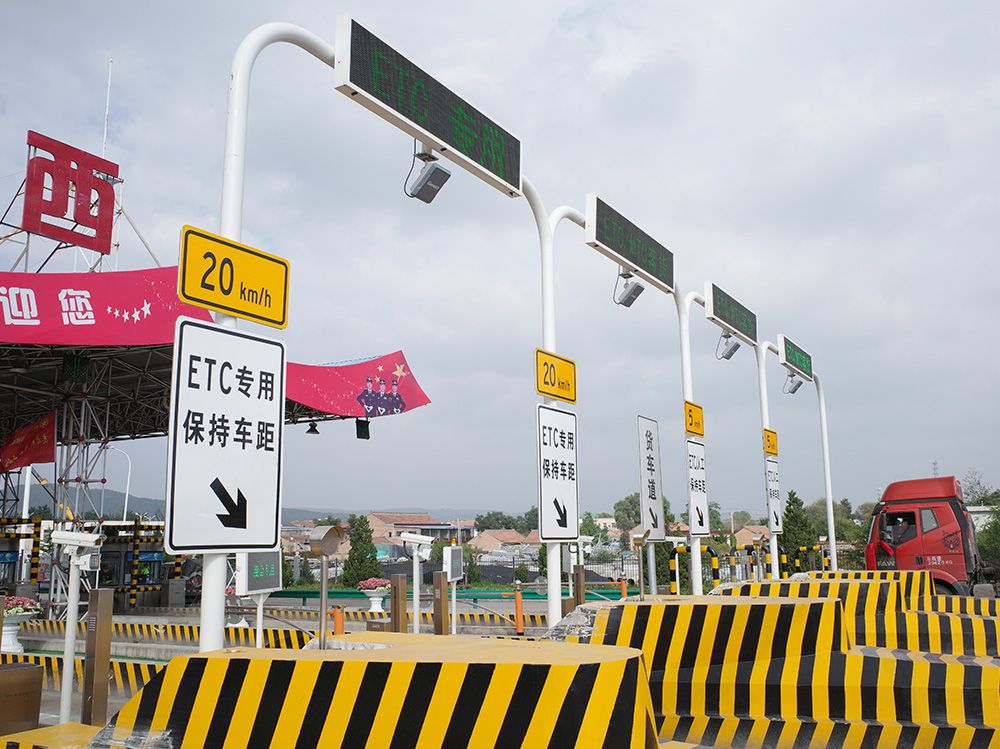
top-left (537, 405), bottom-right (579, 544)
top-left (165, 318), bottom-right (285, 555)
top-left (443, 545), bottom-right (464, 635)
top-left (637, 416), bottom-right (665, 595)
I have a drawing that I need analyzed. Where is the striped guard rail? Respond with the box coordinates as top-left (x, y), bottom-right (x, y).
top-left (562, 596), bottom-right (1000, 742)
top-left (931, 595), bottom-right (1000, 619)
top-left (88, 632), bottom-right (658, 748)
top-left (131, 606), bottom-right (549, 627)
top-left (0, 653), bottom-right (162, 697)
top-left (809, 569), bottom-right (936, 610)
top-left (17, 620), bottom-right (312, 649)
top-left (718, 581), bottom-right (1000, 658)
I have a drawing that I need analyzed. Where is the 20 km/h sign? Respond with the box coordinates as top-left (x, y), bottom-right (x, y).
top-left (165, 318), bottom-right (285, 553)
top-left (537, 404), bottom-right (579, 542)
top-left (637, 416), bottom-right (666, 541)
top-left (178, 226), bottom-right (290, 329)
top-left (535, 349), bottom-right (576, 404)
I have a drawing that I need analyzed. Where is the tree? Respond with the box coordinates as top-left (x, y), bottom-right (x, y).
top-left (475, 511), bottom-right (517, 531)
top-left (709, 502), bottom-right (723, 532)
top-left (28, 505), bottom-right (52, 520)
top-left (781, 490), bottom-right (817, 557)
top-left (513, 507), bottom-right (538, 536)
top-left (580, 512), bottom-right (605, 543)
top-left (614, 493), bottom-right (641, 531)
top-left (340, 514), bottom-right (382, 588)
top-left (964, 468), bottom-right (1000, 506)
top-left (313, 514), bottom-right (341, 526)
top-left (731, 510), bottom-right (753, 529)
top-left (976, 507), bottom-right (1000, 562)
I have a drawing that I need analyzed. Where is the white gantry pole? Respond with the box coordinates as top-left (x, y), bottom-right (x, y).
top-left (209, 23), bottom-right (337, 653)
top-left (674, 290), bottom-right (704, 595)
top-left (522, 178), bottom-right (587, 628)
top-left (755, 341), bottom-right (781, 579)
top-left (814, 371), bottom-right (838, 570)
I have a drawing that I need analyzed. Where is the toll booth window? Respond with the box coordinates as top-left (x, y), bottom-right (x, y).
top-left (99, 554), bottom-right (122, 587)
top-left (920, 508), bottom-right (939, 533)
top-left (888, 511), bottom-right (917, 545)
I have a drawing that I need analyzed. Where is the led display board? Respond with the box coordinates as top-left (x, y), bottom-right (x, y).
top-left (585, 194), bottom-right (674, 293)
top-left (335, 16), bottom-right (521, 196)
top-left (777, 334), bottom-right (813, 381)
top-left (705, 282), bottom-right (757, 346)
top-left (235, 550), bottom-right (283, 596)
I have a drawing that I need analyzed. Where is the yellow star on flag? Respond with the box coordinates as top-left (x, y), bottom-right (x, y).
top-left (393, 363), bottom-right (407, 379)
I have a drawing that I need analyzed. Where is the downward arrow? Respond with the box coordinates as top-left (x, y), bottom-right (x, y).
top-left (695, 506), bottom-right (704, 527)
top-left (773, 511), bottom-right (780, 526)
top-left (211, 477), bottom-right (247, 529)
top-left (553, 498), bottom-right (568, 528)
top-left (648, 508), bottom-right (659, 529)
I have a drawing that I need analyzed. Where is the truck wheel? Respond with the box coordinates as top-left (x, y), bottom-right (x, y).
top-left (973, 584), bottom-right (996, 599)
top-left (934, 581), bottom-right (957, 596)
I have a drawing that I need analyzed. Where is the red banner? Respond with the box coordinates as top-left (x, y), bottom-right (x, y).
top-left (287, 352), bottom-right (430, 419)
top-left (0, 411), bottom-right (56, 471)
top-left (0, 266), bottom-right (211, 346)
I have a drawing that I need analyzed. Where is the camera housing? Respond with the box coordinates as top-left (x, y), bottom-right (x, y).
top-left (51, 530), bottom-right (102, 551)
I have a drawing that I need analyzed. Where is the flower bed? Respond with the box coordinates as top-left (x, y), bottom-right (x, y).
top-left (358, 577), bottom-right (392, 592)
top-left (3, 596), bottom-right (41, 616)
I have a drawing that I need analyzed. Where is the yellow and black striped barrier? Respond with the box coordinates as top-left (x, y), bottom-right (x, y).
top-left (930, 594), bottom-right (1000, 619)
top-left (564, 596), bottom-right (1000, 743)
top-left (0, 653), bottom-right (161, 697)
top-left (18, 619), bottom-right (312, 649)
top-left (0, 517), bottom-right (42, 583)
top-left (90, 632), bottom-right (658, 748)
top-left (667, 544), bottom-right (720, 593)
top-left (809, 569), bottom-right (936, 610)
top-left (134, 605), bottom-right (550, 627)
top-left (718, 580), bottom-right (1000, 657)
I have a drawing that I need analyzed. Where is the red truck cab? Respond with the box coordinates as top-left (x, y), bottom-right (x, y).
top-left (865, 476), bottom-right (978, 595)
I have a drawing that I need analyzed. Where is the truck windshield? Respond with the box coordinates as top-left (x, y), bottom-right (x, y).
top-left (885, 511), bottom-right (917, 545)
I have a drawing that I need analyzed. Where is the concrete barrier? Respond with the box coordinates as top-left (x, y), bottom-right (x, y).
top-left (0, 654), bottom-right (160, 698)
top-left (556, 596), bottom-right (1000, 743)
top-left (808, 570), bottom-right (936, 610)
top-left (85, 633), bottom-right (657, 748)
top-left (18, 620), bottom-right (312, 649)
top-left (718, 580), bottom-right (1000, 657)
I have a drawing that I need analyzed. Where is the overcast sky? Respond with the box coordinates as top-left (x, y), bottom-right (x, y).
top-left (2, 2), bottom-right (998, 524)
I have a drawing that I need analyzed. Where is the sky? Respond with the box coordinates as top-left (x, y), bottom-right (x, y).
top-left (1, 2), bottom-right (998, 524)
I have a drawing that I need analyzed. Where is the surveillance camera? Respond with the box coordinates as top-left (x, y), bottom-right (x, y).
top-left (718, 333), bottom-right (741, 361)
top-left (409, 162), bottom-right (451, 204)
top-left (615, 278), bottom-right (645, 307)
top-left (51, 530), bottom-right (102, 550)
top-left (786, 375), bottom-right (803, 394)
top-left (399, 532), bottom-right (436, 547)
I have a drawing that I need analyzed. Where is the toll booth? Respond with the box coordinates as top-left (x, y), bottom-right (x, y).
top-left (87, 521), bottom-right (171, 611)
top-left (0, 518), bottom-right (42, 595)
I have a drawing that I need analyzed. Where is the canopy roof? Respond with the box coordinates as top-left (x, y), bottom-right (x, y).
top-left (0, 267), bottom-right (429, 442)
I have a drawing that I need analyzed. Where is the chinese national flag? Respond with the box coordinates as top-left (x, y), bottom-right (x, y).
top-left (0, 411), bottom-right (56, 472)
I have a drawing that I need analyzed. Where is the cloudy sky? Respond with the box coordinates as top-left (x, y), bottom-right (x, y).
top-left (2, 2), bottom-right (997, 525)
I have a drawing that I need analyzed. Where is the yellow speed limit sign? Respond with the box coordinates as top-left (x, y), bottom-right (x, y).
top-left (535, 349), bottom-right (576, 404)
top-left (684, 400), bottom-right (704, 437)
top-left (763, 428), bottom-right (778, 456)
top-left (178, 226), bottom-right (290, 329)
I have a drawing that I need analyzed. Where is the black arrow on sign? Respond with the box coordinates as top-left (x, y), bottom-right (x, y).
top-left (553, 498), bottom-right (568, 528)
top-left (773, 511), bottom-right (780, 526)
top-left (211, 477), bottom-right (247, 529)
top-left (649, 508), bottom-right (659, 529)
top-left (695, 506), bottom-right (704, 527)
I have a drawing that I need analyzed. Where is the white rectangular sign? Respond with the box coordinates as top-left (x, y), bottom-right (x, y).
top-left (165, 318), bottom-right (285, 553)
top-left (637, 415), bottom-right (666, 541)
top-left (686, 438), bottom-right (710, 537)
top-left (443, 545), bottom-right (464, 582)
top-left (766, 457), bottom-right (782, 535)
top-left (537, 404), bottom-right (579, 542)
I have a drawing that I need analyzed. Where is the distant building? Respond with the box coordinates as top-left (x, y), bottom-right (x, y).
top-left (734, 525), bottom-right (770, 547)
top-left (469, 529), bottom-right (527, 552)
top-left (366, 512), bottom-right (475, 544)
top-left (594, 517), bottom-right (617, 532)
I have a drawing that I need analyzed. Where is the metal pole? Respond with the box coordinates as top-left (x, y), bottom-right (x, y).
top-left (646, 543), bottom-right (657, 595)
top-left (522, 177), bottom-right (587, 630)
top-left (755, 342), bottom-right (781, 579)
top-left (59, 557), bottom-right (81, 723)
top-left (412, 550), bottom-right (420, 634)
top-left (319, 559), bottom-right (328, 650)
top-left (19, 467), bottom-right (31, 581)
top-left (637, 544), bottom-right (645, 601)
top-left (105, 446), bottom-right (131, 521)
top-left (255, 593), bottom-right (265, 648)
top-left (450, 580), bottom-right (457, 635)
top-left (208, 22), bottom-right (337, 654)
top-left (814, 372), bottom-right (838, 570)
top-left (675, 291), bottom-right (704, 595)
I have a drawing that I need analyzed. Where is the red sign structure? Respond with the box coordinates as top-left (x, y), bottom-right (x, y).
top-left (21, 130), bottom-right (119, 254)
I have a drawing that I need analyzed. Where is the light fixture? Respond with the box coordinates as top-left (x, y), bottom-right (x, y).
top-left (784, 373), bottom-right (803, 394)
top-left (716, 332), bottom-right (740, 360)
top-left (306, 422), bottom-right (319, 435)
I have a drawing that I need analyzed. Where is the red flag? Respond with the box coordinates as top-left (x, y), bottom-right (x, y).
top-left (0, 411), bottom-right (56, 471)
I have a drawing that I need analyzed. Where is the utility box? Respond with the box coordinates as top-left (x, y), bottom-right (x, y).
top-left (0, 663), bottom-right (42, 734)
top-left (432, 570), bottom-right (448, 635)
top-left (390, 574), bottom-right (407, 633)
top-left (161, 579), bottom-right (186, 608)
top-left (82, 589), bottom-right (113, 726)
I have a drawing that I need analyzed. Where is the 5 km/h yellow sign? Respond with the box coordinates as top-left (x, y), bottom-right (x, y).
top-left (535, 349), bottom-right (576, 404)
top-left (684, 400), bottom-right (704, 437)
top-left (178, 226), bottom-right (290, 329)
